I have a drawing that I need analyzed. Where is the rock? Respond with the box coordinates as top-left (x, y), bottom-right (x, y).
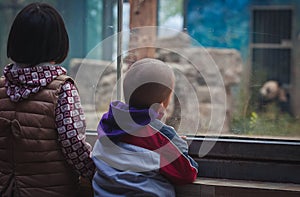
top-left (68, 47), bottom-right (243, 133)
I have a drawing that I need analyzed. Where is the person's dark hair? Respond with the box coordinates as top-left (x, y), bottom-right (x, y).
top-left (7, 2), bottom-right (69, 65)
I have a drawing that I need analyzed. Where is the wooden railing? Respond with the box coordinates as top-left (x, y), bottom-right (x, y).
top-left (175, 178), bottom-right (300, 197)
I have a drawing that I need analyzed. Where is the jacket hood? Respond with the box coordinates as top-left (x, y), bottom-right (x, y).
top-left (97, 101), bottom-right (160, 139)
top-left (3, 63), bottom-right (66, 102)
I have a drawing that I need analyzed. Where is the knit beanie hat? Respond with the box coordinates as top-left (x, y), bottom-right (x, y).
top-left (123, 58), bottom-right (175, 108)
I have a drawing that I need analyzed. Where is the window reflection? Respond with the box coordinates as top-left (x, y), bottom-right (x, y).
top-left (182, 1), bottom-right (299, 138)
top-left (0, 0), bottom-right (299, 138)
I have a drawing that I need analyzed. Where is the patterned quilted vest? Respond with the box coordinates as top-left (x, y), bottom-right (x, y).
top-left (0, 75), bottom-right (80, 197)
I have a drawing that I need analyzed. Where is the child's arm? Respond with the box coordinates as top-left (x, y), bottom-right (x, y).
top-left (158, 126), bottom-right (199, 184)
top-left (55, 81), bottom-right (95, 179)
top-left (121, 122), bottom-right (198, 185)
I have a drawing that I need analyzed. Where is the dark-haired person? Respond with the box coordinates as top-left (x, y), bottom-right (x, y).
top-left (92, 58), bottom-right (198, 197)
top-left (0, 3), bottom-right (94, 197)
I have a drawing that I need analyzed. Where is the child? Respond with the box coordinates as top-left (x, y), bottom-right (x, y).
top-left (92, 58), bottom-right (198, 196)
top-left (0, 3), bottom-right (94, 197)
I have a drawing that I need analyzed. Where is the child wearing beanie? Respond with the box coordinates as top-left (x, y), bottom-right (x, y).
top-left (92, 58), bottom-right (198, 197)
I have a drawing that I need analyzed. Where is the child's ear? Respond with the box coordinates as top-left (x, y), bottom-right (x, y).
top-left (162, 92), bottom-right (172, 108)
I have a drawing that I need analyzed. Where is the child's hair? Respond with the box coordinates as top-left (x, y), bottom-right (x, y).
top-left (7, 3), bottom-right (69, 66)
top-left (123, 58), bottom-right (175, 109)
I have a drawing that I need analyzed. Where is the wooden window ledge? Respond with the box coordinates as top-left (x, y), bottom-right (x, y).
top-left (175, 178), bottom-right (300, 197)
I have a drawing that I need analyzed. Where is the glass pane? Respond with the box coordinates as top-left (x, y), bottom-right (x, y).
top-left (183, 1), bottom-right (299, 139)
top-left (1, 0), bottom-right (299, 139)
top-left (123, 0), bottom-right (300, 139)
top-left (0, 0), bottom-right (106, 131)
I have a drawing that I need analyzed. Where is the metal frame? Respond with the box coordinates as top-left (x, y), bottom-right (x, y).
top-left (102, 0), bottom-right (116, 60)
top-left (250, 6), bottom-right (294, 85)
top-left (183, 0), bottom-right (189, 30)
top-left (117, 0), bottom-right (123, 100)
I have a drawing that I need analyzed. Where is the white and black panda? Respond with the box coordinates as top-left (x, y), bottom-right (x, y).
top-left (259, 80), bottom-right (290, 113)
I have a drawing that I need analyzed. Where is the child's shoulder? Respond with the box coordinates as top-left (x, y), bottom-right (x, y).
top-left (149, 119), bottom-right (189, 155)
top-left (149, 119), bottom-right (178, 139)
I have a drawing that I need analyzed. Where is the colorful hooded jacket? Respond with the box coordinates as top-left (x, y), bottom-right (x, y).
top-left (92, 101), bottom-right (198, 197)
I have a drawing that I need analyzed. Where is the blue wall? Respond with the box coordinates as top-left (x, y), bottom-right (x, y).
top-left (186, 0), bottom-right (299, 61)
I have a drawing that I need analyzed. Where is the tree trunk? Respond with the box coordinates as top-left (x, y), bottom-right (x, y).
top-left (128, 0), bottom-right (157, 61)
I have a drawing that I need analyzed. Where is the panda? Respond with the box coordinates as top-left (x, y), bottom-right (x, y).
top-left (259, 80), bottom-right (290, 114)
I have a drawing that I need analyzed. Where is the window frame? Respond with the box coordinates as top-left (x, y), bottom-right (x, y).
top-left (187, 136), bottom-right (300, 184)
top-left (86, 130), bottom-right (300, 184)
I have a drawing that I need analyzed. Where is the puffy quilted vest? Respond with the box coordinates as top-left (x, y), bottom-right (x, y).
top-left (0, 75), bottom-right (79, 197)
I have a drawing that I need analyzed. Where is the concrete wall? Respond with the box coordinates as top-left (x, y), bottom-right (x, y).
top-left (158, 47), bottom-right (243, 134)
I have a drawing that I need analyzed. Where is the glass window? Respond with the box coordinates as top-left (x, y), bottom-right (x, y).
top-left (0, 0), bottom-right (106, 131)
top-left (157, 0), bottom-right (300, 139)
top-left (0, 0), bottom-right (104, 69)
top-left (1, 0), bottom-right (299, 140)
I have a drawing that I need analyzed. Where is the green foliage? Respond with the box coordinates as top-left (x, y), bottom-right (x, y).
top-left (159, 0), bottom-right (183, 23)
top-left (232, 102), bottom-right (300, 138)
